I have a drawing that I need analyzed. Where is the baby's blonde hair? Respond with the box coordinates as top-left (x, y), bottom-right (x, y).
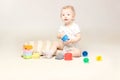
top-left (61, 5), bottom-right (76, 17)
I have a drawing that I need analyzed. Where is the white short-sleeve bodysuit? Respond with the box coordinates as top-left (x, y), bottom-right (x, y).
top-left (58, 23), bottom-right (80, 52)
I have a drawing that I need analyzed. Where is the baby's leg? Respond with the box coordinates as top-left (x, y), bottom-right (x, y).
top-left (43, 40), bottom-right (64, 58)
top-left (49, 40), bottom-right (64, 55)
top-left (67, 48), bottom-right (81, 57)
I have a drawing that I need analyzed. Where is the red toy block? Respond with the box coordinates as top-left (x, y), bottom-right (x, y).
top-left (64, 53), bottom-right (72, 60)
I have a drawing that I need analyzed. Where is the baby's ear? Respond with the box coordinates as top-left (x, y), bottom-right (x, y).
top-left (72, 18), bottom-right (75, 21)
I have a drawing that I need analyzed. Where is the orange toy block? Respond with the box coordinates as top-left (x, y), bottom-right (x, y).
top-left (23, 45), bottom-right (33, 50)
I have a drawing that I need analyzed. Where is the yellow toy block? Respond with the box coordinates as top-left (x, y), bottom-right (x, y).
top-left (96, 56), bottom-right (102, 61)
top-left (32, 52), bottom-right (40, 59)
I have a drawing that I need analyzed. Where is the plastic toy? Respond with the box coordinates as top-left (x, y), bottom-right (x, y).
top-left (96, 56), bottom-right (102, 61)
top-left (22, 51), bottom-right (32, 59)
top-left (23, 44), bottom-right (33, 50)
top-left (22, 44), bottom-right (33, 59)
top-left (83, 58), bottom-right (89, 63)
top-left (64, 53), bottom-right (72, 60)
top-left (23, 53), bottom-right (32, 56)
top-left (62, 35), bottom-right (69, 42)
top-left (23, 55), bottom-right (32, 59)
top-left (32, 52), bottom-right (40, 59)
top-left (23, 49), bottom-right (32, 52)
top-left (55, 52), bottom-right (64, 60)
top-left (82, 51), bottom-right (88, 57)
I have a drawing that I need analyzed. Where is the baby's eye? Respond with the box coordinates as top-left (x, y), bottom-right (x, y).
top-left (62, 14), bottom-right (65, 16)
top-left (67, 14), bottom-right (70, 16)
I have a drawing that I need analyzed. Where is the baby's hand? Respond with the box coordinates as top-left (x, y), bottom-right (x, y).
top-left (60, 33), bottom-right (65, 39)
top-left (64, 39), bottom-right (72, 45)
top-left (61, 34), bottom-right (70, 42)
top-left (57, 33), bottom-right (65, 39)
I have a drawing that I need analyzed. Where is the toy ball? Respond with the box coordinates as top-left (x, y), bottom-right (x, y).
top-left (64, 53), bottom-right (72, 60)
top-left (32, 53), bottom-right (40, 59)
top-left (82, 51), bottom-right (88, 57)
top-left (62, 35), bottom-right (69, 42)
top-left (23, 45), bottom-right (33, 50)
top-left (96, 56), bottom-right (102, 61)
top-left (83, 58), bottom-right (89, 63)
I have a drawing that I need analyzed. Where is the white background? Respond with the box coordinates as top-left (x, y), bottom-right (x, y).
top-left (0, 0), bottom-right (120, 80)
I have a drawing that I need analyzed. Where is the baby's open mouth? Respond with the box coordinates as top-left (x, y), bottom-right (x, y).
top-left (64, 19), bottom-right (68, 21)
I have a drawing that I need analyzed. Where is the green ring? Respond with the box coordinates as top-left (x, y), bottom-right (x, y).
top-left (23, 55), bottom-right (32, 59)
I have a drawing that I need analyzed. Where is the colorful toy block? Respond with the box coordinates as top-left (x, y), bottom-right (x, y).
top-left (62, 35), bottom-right (69, 42)
top-left (32, 52), bottom-right (40, 59)
top-left (23, 45), bottom-right (33, 50)
top-left (22, 55), bottom-right (32, 59)
top-left (96, 55), bottom-right (102, 61)
top-left (64, 53), bottom-right (72, 60)
top-left (22, 44), bottom-right (33, 59)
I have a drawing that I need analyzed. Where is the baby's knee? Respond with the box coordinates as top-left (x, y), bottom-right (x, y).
top-left (52, 41), bottom-right (59, 46)
top-left (71, 49), bottom-right (81, 57)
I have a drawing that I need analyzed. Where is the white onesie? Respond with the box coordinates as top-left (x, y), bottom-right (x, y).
top-left (58, 22), bottom-right (80, 52)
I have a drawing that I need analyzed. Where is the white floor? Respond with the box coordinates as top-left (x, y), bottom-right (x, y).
top-left (0, 42), bottom-right (120, 80)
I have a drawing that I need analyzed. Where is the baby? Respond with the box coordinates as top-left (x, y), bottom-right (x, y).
top-left (43, 5), bottom-right (81, 58)
top-left (23, 5), bottom-right (81, 59)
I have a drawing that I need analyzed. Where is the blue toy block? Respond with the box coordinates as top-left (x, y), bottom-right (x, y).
top-left (62, 35), bottom-right (69, 42)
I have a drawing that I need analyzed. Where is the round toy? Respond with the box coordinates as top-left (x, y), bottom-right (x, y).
top-left (96, 56), bottom-right (102, 61)
top-left (83, 58), bottom-right (89, 63)
top-left (64, 53), bottom-right (72, 60)
top-left (82, 51), bottom-right (88, 57)
top-left (62, 35), bottom-right (69, 42)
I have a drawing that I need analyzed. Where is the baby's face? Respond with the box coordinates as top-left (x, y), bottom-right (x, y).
top-left (61, 8), bottom-right (75, 25)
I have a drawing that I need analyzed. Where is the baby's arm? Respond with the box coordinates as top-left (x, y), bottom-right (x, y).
top-left (57, 33), bottom-right (64, 39)
top-left (71, 33), bottom-right (81, 43)
top-left (63, 33), bottom-right (81, 45)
